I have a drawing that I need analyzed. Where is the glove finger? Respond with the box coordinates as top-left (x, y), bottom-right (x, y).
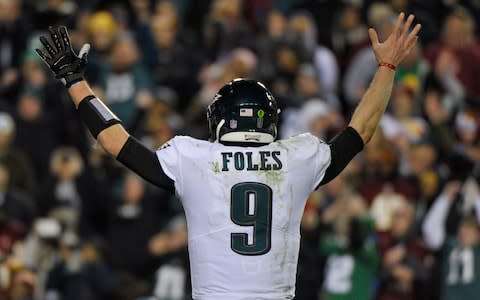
top-left (40, 36), bottom-right (57, 56)
top-left (48, 26), bottom-right (64, 52)
top-left (78, 43), bottom-right (91, 60)
top-left (35, 48), bottom-right (51, 61)
top-left (58, 26), bottom-right (72, 51)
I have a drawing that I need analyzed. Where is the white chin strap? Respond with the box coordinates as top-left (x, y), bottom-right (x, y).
top-left (215, 119), bottom-right (275, 144)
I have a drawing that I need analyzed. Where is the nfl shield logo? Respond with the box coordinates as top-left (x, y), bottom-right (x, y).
top-left (230, 119), bottom-right (238, 129)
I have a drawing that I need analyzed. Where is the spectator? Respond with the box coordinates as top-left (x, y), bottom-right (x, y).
top-left (320, 196), bottom-right (378, 300)
top-left (358, 130), bottom-right (418, 206)
top-left (95, 33), bottom-right (154, 130)
top-left (380, 87), bottom-right (435, 202)
top-left (85, 11), bottom-right (119, 83)
top-left (287, 12), bottom-right (340, 108)
top-left (423, 181), bottom-right (480, 300)
top-left (406, 143), bottom-right (441, 201)
top-left (377, 201), bottom-right (430, 300)
top-left (19, 48), bottom-right (78, 149)
top-left (14, 89), bottom-right (60, 180)
top-left (256, 10), bottom-right (288, 84)
top-left (395, 43), bottom-right (430, 102)
top-left (343, 2), bottom-right (395, 107)
top-left (0, 162), bottom-right (35, 227)
top-left (203, 0), bottom-right (254, 61)
top-left (33, 0), bottom-right (77, 30)
top-left (452, 111), bottom-right (480, 166)
top-left (142, 13), bottom-right (197, 109)
top-left (87, 11), bottom-right (117, 48)
top-left (129, 0), bottom-right (153, 26)
top-left (425, 7), bottom-right (480, 106)
top-left (0, 112), bottom-right (36, 196)
top-left (297, 171), bottom-right (371, 299)
top-left (21, 217), bottom-right (63, 297)
top-left (388, 0), bottom-right (439, 45)
top-left (149, 216), bottom-right (189, 300)
top-left (37, 147), bottom-right (106, 237)
top-left (292, 64), bottom-right (322, 107)
top-left (0, 257), bottom-right (36, 300)
top-left (269, 43), bottom-right (303, 101)
top-left (79, 238), bottom-right (117, 299)
top-left (140, 96), bottom-right (179, 149)
top-left (0, 0), bottom-right (30, 104)
top-left (422, 86), bottom-right (460, 159)
top-left (45, 232), bottom-right (116, 300)
top-left (106, 172), bottom-right (174, 281)
top-left (221, 48), bottom-right (258, 83)
top-left (0, 207), bottom-right (28, 264)
top-left (331, 3), bottom-right (369, 71)
top-left (370, 188), bottom-right (409, 232)
top-left (280, 98), bottom-right (336, 140)
top-left (380, 85), bottom-right (430, 152)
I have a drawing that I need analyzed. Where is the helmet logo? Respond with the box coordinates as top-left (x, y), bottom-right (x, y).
top-left (230, 119), bottom-right (238, 129)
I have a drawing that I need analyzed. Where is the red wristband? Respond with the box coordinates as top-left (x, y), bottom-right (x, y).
top-left (378, 62), bottom-right (397, 71)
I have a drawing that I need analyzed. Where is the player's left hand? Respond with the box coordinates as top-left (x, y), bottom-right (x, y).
top-left (368, 13), bottom-right (421, 67)
top-left (35, 26), bottom-right (90, 88)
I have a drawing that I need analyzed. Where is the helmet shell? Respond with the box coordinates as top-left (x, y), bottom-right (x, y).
top-left (207, 79), bottom-right (279, 143)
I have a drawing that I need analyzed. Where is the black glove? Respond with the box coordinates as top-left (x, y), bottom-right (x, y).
top-left (35, 26), bottom-right (90, 88)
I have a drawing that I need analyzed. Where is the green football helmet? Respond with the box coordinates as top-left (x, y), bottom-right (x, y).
top-left (207, 79), bottom-right (280, 144)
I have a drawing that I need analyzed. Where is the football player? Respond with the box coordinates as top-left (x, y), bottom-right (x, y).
top-left (36, 13), bottom-right (421, 300)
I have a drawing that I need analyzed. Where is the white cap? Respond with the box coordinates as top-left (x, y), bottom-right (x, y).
top-left (35, 218), bottom-right (61, 239)
top-left (299, 98), bottom-right (330, 123)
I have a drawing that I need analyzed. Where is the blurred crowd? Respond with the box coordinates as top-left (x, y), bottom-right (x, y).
top-left (0, 0), bottom-right (479, 299)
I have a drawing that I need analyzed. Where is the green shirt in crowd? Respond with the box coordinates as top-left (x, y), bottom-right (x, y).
top-left (320, 216), bottom-right (378, 300)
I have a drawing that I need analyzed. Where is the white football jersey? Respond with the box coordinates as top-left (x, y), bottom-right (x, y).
top-left (156, 133), bottom-right (331, 300)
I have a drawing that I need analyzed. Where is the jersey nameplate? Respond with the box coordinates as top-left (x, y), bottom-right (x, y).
top-left (221, 151), bottom-right (282, 171)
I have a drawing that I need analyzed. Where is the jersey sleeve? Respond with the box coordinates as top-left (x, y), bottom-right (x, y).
top-left (310, 134), bottom-right (332, 190)
top-left (290, 133), bottom-right (331, 191)
top-left (155, 137), bottom-right (182, 188)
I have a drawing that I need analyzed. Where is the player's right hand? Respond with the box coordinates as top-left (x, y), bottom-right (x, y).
top-left (368, 13), bottom-right (421, 67)
top-left (35, 26), bottom-right (91, 88)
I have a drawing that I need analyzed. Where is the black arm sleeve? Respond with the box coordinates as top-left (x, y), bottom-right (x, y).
top-left (318, 126), bottom-right (364, 186)
top-left (116, 136), bottom-right (175, 192)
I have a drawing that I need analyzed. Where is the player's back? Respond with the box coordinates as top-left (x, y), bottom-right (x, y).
top-left (156, 134), bottom-right (330, 300)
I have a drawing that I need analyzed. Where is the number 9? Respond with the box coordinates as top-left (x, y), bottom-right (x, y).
top-left (230, 182), bottom-right (273, 256)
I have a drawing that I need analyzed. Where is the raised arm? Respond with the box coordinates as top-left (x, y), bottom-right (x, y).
top-left (318, 13), bottom-right (421, 186)
top-left (422, 182), bottom-right (462, 250)
top-left (67, 82), bottom-right (129, 156)
top-left (36, 26), bottom-right (174, 192)
top-left (349, 13), bottom-right (421, 144)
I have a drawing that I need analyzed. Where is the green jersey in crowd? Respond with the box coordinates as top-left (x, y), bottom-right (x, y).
top-left (320, 216), bottom-right (378, 300)
top-left (443, 238), bottom-right (480, 300)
